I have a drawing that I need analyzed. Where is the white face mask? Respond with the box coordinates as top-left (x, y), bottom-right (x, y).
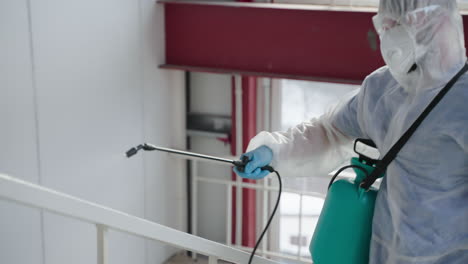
top-left (374, 5), bottom-right (467, 92)
top-left (380, 25), bottom-right (417, 77)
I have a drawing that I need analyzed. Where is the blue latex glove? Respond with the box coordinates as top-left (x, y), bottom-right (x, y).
top-left (233, 146), bottom-right (273, 180)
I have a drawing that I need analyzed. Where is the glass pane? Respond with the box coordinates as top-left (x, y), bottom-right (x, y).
top-left (280, 79), bottom-right (359, 131)
top-left (278, 194), bottom-right (326, 258)
top-left (279, 192), bottom-right (300, 256)
top-left (300, 196), bottom-right (325, 257)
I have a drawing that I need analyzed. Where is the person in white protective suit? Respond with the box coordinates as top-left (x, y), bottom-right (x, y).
top-left (234, 0), bottom-right (468, 263)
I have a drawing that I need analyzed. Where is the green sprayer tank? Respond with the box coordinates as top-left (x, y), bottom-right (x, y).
top-left (309, 157), bottom-right (381, 264)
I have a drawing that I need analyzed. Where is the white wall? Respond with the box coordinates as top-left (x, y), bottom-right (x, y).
top-left (0, 0), bottom-right (186, 264)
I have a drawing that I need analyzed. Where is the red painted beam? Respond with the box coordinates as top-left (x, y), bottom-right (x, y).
top-left (164, 2), bottom-right (384, 82)
top-left (163, 1), bottom-right (468, 82)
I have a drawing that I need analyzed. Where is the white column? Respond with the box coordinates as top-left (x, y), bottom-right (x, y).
top-left (262, 179), bottom-right (269, 257)
top-left (262, 80), bottom-right (271, 257)
top-left (96, 224), bottom-right (108, 264)
top-left (297, 195), bottom-right (303, 259)
top-left (191, 160), bottom-right (198, 260)
top-left (234, 75), bottom-right (243, 247)
top-left (208, 255), bottom-right (219, 264)
top-left (226, 184), bottom-right (232, 246)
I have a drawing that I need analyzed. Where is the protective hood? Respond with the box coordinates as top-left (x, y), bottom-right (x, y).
top-left (374, 0), bottom-right (467, 92)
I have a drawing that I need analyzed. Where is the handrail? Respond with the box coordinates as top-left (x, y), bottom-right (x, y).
top-left (0, 173), bottom-right (280, 264)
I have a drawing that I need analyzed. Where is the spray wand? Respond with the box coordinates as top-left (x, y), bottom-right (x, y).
top-left (126, 143), bottom-right (274, 173)
top-left (126, 143), bottom-right (282, 264)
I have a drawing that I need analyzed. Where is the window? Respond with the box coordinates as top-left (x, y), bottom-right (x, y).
top-left (276, 79), bottom-right (359, 258)
top-left (279, 79), bottom-right (358, 131)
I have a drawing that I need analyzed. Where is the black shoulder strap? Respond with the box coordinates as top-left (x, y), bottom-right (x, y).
top-left (360, 63), bottom-right (468, 190)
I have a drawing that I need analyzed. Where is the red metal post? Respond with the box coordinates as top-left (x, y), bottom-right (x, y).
top-left (230, 75), bottom-right (258, 247)
top-left (241, 76), bottom-right (257, 247)
top-left (230, 77), bottom-right (237, 245)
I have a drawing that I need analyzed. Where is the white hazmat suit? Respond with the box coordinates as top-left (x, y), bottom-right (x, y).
top-left (247, 0), bottom-right (468, 263)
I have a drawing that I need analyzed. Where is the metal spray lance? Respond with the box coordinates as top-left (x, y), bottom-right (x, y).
top-left (126, 143), bottom-right (280, 264)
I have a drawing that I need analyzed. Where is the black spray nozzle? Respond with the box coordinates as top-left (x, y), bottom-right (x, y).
top-left (126, 145), bottom-right (143, 158)
top-left (126, 143), bottom-right (157, 158)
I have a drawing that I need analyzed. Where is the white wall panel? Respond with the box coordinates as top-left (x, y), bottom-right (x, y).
top-left (0, 0), bottom-right (186, 263)
top-left (0, 1), bottom-right (44, 263)
top-left (29, 0), bottom-right (145, 263)
top-left (0, 0), bottom-right (38, 187)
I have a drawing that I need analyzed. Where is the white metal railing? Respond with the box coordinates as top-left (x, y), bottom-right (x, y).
top-left (0, 173), bottom-right (280, 264)
top-left (187, 157), bottom-right (324, 264)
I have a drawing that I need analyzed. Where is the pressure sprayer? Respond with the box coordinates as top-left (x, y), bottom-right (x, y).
top-left (309, 139), bottom-right (382, 264)
top-left (126, 143), bottom-right (282, 264)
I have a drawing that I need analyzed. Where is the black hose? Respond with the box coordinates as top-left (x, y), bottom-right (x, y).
top-left (248, 170), bottom-right (282, 264)
top-left (328, 165), bottom-right (369, 190)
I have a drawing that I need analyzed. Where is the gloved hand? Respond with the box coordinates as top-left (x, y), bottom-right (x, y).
top-left (233, 146), bottom-right (273, 180)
